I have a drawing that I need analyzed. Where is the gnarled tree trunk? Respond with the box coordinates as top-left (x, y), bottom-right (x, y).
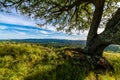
top-left (84, 36), bottom-right (110, 56)
top-left (83, 0), bottom-right (106, 56)
top-left (83, 0), bottom-right (120, 57)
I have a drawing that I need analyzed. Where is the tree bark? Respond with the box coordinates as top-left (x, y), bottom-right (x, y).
top-left (83, 0), bottom-right (106, 56)
top-left (84, 36), bottom-right (110, 56)
top-left (86, 0), bottom-right (105, 46)
top-left (83, 7), bottom-right (120, 57)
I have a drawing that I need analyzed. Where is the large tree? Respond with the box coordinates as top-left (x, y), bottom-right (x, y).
top-left (0, 0), bottom-right (120, 57)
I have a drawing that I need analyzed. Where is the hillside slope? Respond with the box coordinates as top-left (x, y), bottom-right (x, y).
top-left (0, 42), bottom-right (120, 80)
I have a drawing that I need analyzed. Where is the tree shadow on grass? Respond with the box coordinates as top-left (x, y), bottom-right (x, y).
top-left (24, 48), bottom-right (114, 80)
top-left (24, 60), bottom-right (87, 80)
top-left (0, 43), bottom-right (115, 80)
top-left (24, 56), bottom-right (114, 80)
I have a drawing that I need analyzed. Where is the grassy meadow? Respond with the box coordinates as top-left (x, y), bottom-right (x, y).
top-left (0, 42), bottom-right (120, 80)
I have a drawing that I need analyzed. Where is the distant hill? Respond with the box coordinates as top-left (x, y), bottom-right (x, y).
top-left (0, 39), bottom-right (86, 48)
top-left (0, 39), bottom-right (120, 52)
top-left (105, 45), bottom-right (120, 53)
top-left (11, 39), bottom-right (86, 45)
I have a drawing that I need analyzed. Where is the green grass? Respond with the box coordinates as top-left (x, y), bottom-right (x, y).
top-left (0, 42), bottom-right (120, 80)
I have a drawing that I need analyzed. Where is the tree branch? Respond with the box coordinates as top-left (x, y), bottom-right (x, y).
top-left (105, 8), bottom-right (120, 30)
top-left (99, 8), bottom-right (120, 45)
top-left (51, 0), bottom-right (92, 15)
top-left (99, 21), bottom-right (120, 45)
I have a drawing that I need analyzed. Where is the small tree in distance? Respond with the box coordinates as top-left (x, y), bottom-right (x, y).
top-left (0, 0), bottom-right (120, 57)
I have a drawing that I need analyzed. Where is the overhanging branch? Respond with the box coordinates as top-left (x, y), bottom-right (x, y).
top-left (51, 0), bottom-right (92, 15)
top-left (99, 8), bottom-right (120, 45)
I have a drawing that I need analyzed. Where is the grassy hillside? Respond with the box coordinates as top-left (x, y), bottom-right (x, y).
top-left (0, 42), bottom-right (120, 80)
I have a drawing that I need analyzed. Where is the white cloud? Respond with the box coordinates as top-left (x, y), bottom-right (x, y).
top-left (118, 2), bottom-right (120, 7)
top-left (0, 25), bottom-right (7, 30)
top-left (14, 31), bottom-right (26, 35)
top-left (38, 25), bottom-right (57, 32)
top-left (0, 12), bottom-right (36, 26)
top-left (0, 30), bottom-right (47, 39)
top-left (0, 11), bottom-right (88, 40)
top-left (97, 28), bottom-right (105, 34)
top-left (39, 31), bottom-right (49, 34)
top-left (0, 12), bottom-right (59, 32)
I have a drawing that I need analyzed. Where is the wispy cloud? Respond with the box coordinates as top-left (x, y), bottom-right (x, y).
top-left (0, 11), bottom-right (88, 40)
top-left (0, 29), bottom-right (49, 39)
top-left (39, 31), bottom-right (50, 34)
top-left (0, 25), bottom-right (7, 30)
top-left (0, 12), bottom-right (36, 26)
top-left (14, 31), bottom-right (26, 35)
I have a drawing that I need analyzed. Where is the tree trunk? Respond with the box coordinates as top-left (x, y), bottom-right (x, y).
top-left (84, 36), bottom-right (110, 56)
top-left (83, 0), bottom-right (106, 56)
top-left (83, 7), bottom-right (120, 57)
top-left (86, 0), bottom-right (105, 46)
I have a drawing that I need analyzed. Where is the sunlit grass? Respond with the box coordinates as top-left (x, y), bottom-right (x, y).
top-left (102, 52), bottom-right (120, 80)
top-left (0, 42), bottom-right (58, 80)
top-left (0, 42), bottom-right (120, 80)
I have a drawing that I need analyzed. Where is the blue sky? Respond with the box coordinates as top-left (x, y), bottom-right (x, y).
top-left (0, 11), bottom-right (88, 40)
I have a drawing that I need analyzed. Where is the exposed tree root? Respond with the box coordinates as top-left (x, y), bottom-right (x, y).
top-left (62, 48), bottom-right (114, 73)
